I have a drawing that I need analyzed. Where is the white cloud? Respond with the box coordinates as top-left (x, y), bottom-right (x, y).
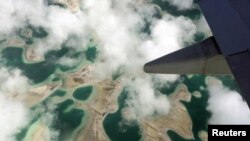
top-left (123, 78), bottom-right (171, 121)
top-left (206, 77), bottom-right (250, 124)
top-left (152, 74), bottom-right (179, 88)
top-left (80, 0), bottom-right (196, 121)
top-left (32, 6), bottom-right (87, 55)
top-left (195, 15), bottom-right (212, 37)
top-left (0, 95), bottom-right (30, 141)
top-left (0, 68), bottom-right (30, 99)
top-left (0, 0), bottom-right (88, 55)
top-left (141, 15), bottom-right (196, 61)
top-left (30, 100), bottom-right (60, 140)
top-left (57, 56), bottom-right (81, 67)
top-left (0, 0), bottom-right (45, 34)
top-left (0, 68), bottom-right (30, 141)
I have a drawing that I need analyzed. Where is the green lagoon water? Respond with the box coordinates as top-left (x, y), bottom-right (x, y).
top-left (85, 46), bottom-right (98, 62)
top-left (53, 99), bottom-right (85, 140)
top-left (30, 26), bottom-right (48, 38)
top-left (1, 47), bottom-right (56, 83)
top-left (51, 89), bottom-right (67, 97)
top-left (18, 26), bottom-right (48, 45)
top-left (73, 86), bottom-right (93, 101)
top-left (180, 75), bottom-right (210, 141)
top-left (15, 113), bottom-right (41, 141)
top-left (1, 47), bottom-right (79, 83)
top-left (168, 131), bottom-right (194, 141)
top-left (0, 45), bottom-right (92, 83)
top-left (152, 0), bottom-right (201, 19)
top-left (103, 89), bottom-right (141, 141)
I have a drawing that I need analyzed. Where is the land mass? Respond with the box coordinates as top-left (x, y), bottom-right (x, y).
top-left (139, 85), bottom-right (194, 141)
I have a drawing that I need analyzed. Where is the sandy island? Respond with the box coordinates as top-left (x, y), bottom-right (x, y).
top-left (139, 85), bottom-right (194, 141)
top-left (75, 79), bottom-right (123, 141)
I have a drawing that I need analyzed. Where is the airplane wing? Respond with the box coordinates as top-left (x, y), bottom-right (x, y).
top-left (144, 0), bottom-right (250, 107)
top-left (144, 37), bottom-right (231, 74)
